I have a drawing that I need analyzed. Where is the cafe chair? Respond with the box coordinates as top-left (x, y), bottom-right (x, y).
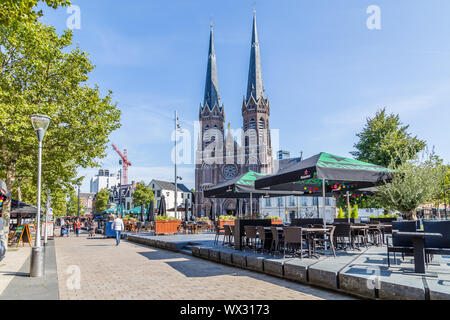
top-left (387, 221), bottom-right (416, 267)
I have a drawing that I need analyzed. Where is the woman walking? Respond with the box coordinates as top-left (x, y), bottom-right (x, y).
top-left (74, 218), bottom-right (81, 237)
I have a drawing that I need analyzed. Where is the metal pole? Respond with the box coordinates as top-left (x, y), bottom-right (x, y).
top-left (323, 179), bottom-right (327, 250)
top-left (174, 111), bottom-right (178, 220)
top-left (250, 192), bottom-right (253, 219)
top-left (30, 138), bottom-right (43, 277)
top-left (118, 169), bottom-right (122, 218)
top-left (347, 191), bottom-right (351, 223)
top-left (77, 184), bottom-right (80, 218)
top-left (443, 182), bottom-right (447, 220)
top-left (44, 188), bottom-right (50, 245)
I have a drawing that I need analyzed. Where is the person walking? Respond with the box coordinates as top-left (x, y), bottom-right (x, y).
top-left (112, 215), bottom-right (124, 246)
top-left (74, 219), bottom-right (81, 237)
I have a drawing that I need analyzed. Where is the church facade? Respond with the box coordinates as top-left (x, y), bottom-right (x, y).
top-left (195, 15), bottom-right (274, 218)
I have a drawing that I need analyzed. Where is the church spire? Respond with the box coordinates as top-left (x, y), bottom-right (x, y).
top-left (203, 24), bottom-right (221, 110)
top-left (246, 12), bottom-right (265, 101)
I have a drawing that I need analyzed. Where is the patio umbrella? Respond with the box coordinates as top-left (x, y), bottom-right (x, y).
top-left (140, 203), bottom-right (144, 222)
top-left (210, 204), bottom-right (214, 222)
top-left (184, 199), bottom-right (189, 222)
top-left (255, 152), bottom-right (391, 192)
top-left (204, 171), bottom-right (304, 199)
top-left (255, 152), bottom-right (392, 242)
top-left (158, 195), bottom-right (166, 216)
top-left (148, 200), bottom-right (154, 222)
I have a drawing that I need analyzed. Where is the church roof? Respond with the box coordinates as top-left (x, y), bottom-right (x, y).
top-left (246, 12), bottom-right (265, 102)
top-left (203, 25), bottom-right (222, 111)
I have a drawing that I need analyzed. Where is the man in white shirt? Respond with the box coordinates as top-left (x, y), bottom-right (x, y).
top-left (112, 215), bottom-right (125, 246)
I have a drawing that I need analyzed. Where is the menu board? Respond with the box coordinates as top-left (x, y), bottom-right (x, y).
top-left (11, 225), bottom-right (33, 247)
top-left (27, 224), bottom-right (36, 241)
top-left (41, 222), bottom-right (54, 238)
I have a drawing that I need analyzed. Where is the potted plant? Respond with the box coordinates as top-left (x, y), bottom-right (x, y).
top-left (267, 216), bottom-right (283, 225)
top-left (154, 215), bottom-right (180, 235)
top-left (218, 215), bottom-right (236, 227)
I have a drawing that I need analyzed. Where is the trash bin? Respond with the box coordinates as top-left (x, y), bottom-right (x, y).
top-left (105, 221), bottom-right (115, 238)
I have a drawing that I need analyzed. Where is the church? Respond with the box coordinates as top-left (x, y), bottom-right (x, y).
top-left (194, 14), bottom-right (274, 218)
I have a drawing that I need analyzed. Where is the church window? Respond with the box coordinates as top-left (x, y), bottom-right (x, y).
top-left (249, 119), bottom-right (256, 129)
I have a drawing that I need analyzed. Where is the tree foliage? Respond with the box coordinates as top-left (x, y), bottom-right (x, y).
top-left (132, 182), bottom-right (155, 207)
top-left (94, 188), bottom-right (109, 214)
top-left (351, 108), bottom-right (426, 168)
top-left (0, 0), bottom-right (70, 26)
top-left (376, 150), bottom-right (445, 220)
top-left (0, 20), bottom-right (121, 246)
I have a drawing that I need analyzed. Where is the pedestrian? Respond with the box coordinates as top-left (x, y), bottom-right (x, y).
top-left (74, 218), bottom-right (81, 237)
top-left (112, 215), bottom-right (124, 246)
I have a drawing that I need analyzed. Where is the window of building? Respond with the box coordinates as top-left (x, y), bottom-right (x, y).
top-left (312, 197), bottom-right (318, 206)
top-left (289, 196), bottom-right (295, 206)
top-left (277, 197), bottom-right (283, 207)
top-left (265, 198), bottom-right (271, 207)
top-left (249, 119), bottom-right (256, 129)
top-left (301, 197), bottom-right (308, 207)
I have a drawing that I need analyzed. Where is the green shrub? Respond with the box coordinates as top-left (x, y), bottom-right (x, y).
top-left (219, 215), bottom-right (237, 221)
top-left (266, 216), bottom-right (282, 220)
top-left (337, 208), bottom-right (344, 219)
top-left (351, 204), bottom-right (359, 219)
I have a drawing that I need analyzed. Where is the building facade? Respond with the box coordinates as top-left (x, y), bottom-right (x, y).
top-left (195, 14), bottom-right (273, 218)
top-left (90, 169), bottom-right (119, 194)
top-left (149, 180), bottom-right (193, 219)
top-left (79, 193), bottom-right (96, 215)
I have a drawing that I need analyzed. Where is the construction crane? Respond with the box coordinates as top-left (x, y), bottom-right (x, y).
top-left (112, 143), bottom-right (131, 185)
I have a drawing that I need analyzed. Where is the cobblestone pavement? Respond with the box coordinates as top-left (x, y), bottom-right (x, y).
top-left (55, 231), bottom-right (353, 300)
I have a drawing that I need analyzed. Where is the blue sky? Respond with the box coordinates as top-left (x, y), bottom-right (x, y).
top-left (40, 0), bottom-right (450, 192)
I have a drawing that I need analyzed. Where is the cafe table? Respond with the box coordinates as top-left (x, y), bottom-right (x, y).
top-left (392, 231), bottom-right (442, 275)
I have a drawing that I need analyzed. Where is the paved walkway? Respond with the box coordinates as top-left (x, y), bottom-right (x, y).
top-left (55, 231), bottom-right (352, 300)
top-left (0, 246), bottom-right (31, 295)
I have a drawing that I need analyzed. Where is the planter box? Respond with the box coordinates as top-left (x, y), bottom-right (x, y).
top-left (219, 220), bottom-right (235, 228)
top-left (369, 217), bottom-right (398, 223)
top-left (155, 220), bottom-right (180, 235)
top-left (271, 220), bottom-right (283, 225)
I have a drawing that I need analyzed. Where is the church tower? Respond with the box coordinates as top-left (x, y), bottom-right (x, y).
top-left (195, 25), bottom-right (226, 217)
top-left (242, 13), bottom-right (273, 175)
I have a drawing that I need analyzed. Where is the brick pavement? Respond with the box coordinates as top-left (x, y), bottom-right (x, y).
top-left (54, 231), bottom-right (353, 300)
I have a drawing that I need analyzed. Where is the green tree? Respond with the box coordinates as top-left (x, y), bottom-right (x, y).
top-left (94, 188), bottom-right (109, 214)
top-left (65, 187), bottom-right (84, 216)
top-left (0, 20), bottom-right (121, 246)
top-left (351, 108), bottom-right (426, 168)
top-left (337, 207), bottom-right (344, 218)
top-left (132, 182), bottom-right (155, 207)
top-left (351, 204), bottom-right (359, 219)
top-left (0, 0), bottom-right (70, 26)
top-left (376, 150), bottom-right (445, 220)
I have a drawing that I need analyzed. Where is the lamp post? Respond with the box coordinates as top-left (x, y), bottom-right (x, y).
top-left (174, 111), bottom-right (183, 219)
top-left (118, 168), bottom-right (122, 218)
top-left (77, 182), bottom-right (81, 218)
top-left (30, 114), bottom-right (51, 277)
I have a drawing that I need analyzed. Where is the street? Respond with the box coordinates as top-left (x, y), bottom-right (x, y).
top-left (55, 231), bottom-right (352, 300)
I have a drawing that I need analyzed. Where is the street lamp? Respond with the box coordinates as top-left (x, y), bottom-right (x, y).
top-left (30, 114), bottom-right (51, 277)
top-left (174, 111), bottom-right (183, 220)
top-left (77, 181), bottom-right (81, 219)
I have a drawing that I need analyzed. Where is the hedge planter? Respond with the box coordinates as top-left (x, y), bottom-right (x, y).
top-left (219, 220), bottom-right (235, 228)
top-left (271, 220), bottom-right (283, 225)
top-left (155, 220), bottom-right (180, 235)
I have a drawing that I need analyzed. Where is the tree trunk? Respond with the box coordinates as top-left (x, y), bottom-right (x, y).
top-left (1, 164), bottom-right (16, 250)
top-left (404, 210), bottom-right (418, 221)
